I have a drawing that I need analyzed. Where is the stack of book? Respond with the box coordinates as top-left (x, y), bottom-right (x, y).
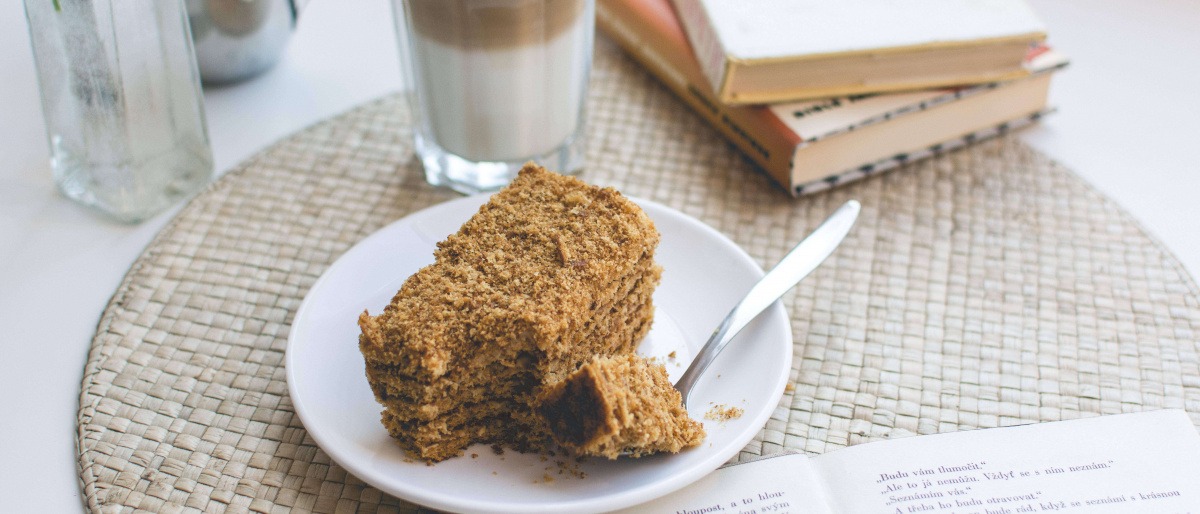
top-left (597, 0), bottom-right (1067, 196)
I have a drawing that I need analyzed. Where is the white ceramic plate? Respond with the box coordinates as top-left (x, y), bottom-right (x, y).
top-left (286, 195), bottom-right (793, 514)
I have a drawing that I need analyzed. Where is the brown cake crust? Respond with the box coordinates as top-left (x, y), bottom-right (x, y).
top-left (358, 163), bottom-right (665, 462)
top-left (537, 354), bottom-right (706, 459)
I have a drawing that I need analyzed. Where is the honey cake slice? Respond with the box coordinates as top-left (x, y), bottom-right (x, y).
top-left (358, 163), bottom-right (661, 462)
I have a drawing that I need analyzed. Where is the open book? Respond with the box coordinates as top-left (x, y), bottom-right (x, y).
top-left (619, 410), bottom-right (1200, 513)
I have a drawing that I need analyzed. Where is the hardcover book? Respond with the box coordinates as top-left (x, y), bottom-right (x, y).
top-left (597, 0), bottom-right (1067, 196)
top-left (670, 0), bottom-right (1047, 105)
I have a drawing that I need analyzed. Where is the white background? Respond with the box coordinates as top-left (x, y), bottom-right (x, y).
top-left (0, 0), bottom-right (1198, 511)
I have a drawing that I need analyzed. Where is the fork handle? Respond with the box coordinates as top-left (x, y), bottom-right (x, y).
top-left (674, 200), bottom-right (861, 406)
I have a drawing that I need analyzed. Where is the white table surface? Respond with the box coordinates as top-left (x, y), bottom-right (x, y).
top-left (1, 0), bottom-right (1197, 511)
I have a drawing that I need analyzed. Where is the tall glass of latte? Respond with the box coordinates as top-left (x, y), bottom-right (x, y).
top-left (392, 0), bottom-right (593, 193)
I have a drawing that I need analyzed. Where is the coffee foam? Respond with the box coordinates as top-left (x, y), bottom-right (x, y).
top-left (406, 0), bottom-right (586, 50)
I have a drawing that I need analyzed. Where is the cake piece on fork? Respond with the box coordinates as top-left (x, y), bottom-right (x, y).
top-left (538, 354), bottom-right (705, 459)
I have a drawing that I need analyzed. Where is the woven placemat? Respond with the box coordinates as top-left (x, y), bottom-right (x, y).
top-left (77, 38), bottom-right (1200, 513)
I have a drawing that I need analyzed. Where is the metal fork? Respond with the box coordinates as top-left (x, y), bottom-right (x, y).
top-left (675, 200), bottom-right (861, 407)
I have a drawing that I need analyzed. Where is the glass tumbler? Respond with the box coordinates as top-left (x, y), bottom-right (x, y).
top-left (392, 0), bottom-right (594, 194)
top-left (25, 0), bottom-right (214, 223)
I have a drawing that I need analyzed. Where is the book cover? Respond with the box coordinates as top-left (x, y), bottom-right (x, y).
top-left (596, 0), bottom-right (1067, 197)
top-left (670, 0), bottom-right (1047, 104)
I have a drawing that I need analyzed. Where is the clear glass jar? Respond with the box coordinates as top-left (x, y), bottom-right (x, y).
top-left (25, 0), bottom-right (214, 223)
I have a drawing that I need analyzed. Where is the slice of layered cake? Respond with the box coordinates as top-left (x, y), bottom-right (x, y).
top-left (537, 354), bottom-right (706, 459)
top-left (358, 164), bottom-right (666, 462)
